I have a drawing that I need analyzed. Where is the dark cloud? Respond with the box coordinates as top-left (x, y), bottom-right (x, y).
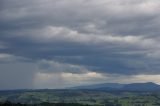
top-left (0, 0), bottom-right (160, 89)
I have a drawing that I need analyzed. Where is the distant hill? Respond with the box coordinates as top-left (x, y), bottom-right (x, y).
top-left (122, 82), bottom-right (160, 91)
top-left (71, 82), bottom-right (160, 91)
top-left (71, 83), bottom-right (125, 90)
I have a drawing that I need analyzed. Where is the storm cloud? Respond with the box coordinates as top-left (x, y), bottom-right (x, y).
top-left (0, 0), bottom-right (160, 89)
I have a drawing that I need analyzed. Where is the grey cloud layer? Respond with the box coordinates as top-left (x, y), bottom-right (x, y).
top-left (0, 0), bottom-right (160, 77)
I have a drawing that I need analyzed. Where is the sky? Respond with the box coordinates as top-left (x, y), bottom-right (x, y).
top-left (0, 0), bottom-right (160, 89)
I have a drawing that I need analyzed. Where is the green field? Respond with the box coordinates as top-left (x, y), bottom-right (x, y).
top-left (0, 90), bottom-right (160, 106)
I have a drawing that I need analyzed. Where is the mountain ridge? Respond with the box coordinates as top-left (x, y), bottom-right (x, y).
top-left (71, 82), bottom-right (160, 91)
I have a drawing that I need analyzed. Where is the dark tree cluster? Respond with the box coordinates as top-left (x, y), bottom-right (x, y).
top-left (0, 101), bottom-right (93, 106)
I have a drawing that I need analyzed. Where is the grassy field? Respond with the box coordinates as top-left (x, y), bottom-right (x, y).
top-left (0, 90), bottom-right (160, 106)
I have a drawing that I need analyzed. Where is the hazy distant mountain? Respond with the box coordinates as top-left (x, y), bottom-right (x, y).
top-left (122, 82), bottom-right (160, 91)
top-left (71, 83), bottom-right (125, 90)
top-left (71, 82), bottom-right (160, 91)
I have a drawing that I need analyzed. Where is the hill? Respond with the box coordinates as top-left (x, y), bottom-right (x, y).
top-left (71, 82), bottom-right (160, 91)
